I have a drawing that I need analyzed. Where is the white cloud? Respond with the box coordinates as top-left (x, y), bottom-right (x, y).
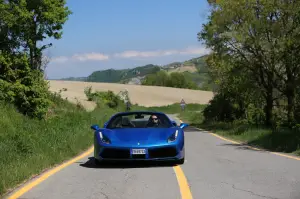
top-left (72, 53), bottom-right (109, 61)
top-left (114, 46), bottom-right (210, 59)
top-left (50, 53), bottom-right (109, 64)
top-left (50, 46), bottom-right (210, 64)
top-left (51, 56), bottom-right (69, 63)
top-left (178, 46), bottom-right (211, 55)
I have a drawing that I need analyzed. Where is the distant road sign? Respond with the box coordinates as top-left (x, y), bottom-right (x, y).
top-left (180, 99), bottom-right (186, 105)
top-left (180, 99), bottom-right (186, 111)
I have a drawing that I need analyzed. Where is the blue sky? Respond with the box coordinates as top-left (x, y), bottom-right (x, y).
top-left (45, 0), bottom-right (211, 79)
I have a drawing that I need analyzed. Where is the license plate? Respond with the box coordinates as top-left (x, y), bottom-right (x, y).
top-left (131, 149), bottom-right (146, 154)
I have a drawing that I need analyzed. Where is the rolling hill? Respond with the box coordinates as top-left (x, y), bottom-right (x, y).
top-left (87, 64), bottom-right (161, 83)
top-left (56, 55), bottom-right (212, 89)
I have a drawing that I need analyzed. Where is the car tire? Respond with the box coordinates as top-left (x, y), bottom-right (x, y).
top-left (176, 158), bottom-right (185, 165)
top-left (94, 158), bottom-right (101, 166)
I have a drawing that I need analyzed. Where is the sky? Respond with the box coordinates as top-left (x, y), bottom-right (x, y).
top-left (45, 0), bottom-right (211, 79)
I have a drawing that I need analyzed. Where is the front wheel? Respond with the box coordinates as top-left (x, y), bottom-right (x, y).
top-left (94, 158), bottom-right (102, 166)
top-left (175, 158), bottom-right (185, 165)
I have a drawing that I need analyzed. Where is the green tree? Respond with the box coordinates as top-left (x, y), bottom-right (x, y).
top-left (0, 0), bottom-right (72, 119)
top-left (0, 0), bottom-right (72, 71)
top-left (199, 0), bottom-right (300, 125)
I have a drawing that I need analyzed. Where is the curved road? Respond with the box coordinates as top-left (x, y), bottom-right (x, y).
top-left (6, 116), bottom-right (300, 199)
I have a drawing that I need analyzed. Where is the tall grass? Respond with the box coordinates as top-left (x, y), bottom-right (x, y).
top-left (0, 94), bottom-right (116, 196)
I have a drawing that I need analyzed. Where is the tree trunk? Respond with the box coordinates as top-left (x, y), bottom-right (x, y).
top-left (286, 89), bottom-right (295, 124)
top-left (29, 46), bottom-right (34, 69)
top-left (264, 90), bottom-right (273, 126)
top-left (285, 66), bottom-right (296, 125)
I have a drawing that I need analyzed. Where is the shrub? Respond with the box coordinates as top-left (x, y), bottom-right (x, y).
top-left (203, 92), bottom-right (239, 123)
top-left (84, 86), bottom-right (94, 101)
top-left (84, 87), bottom-right (124, 109)
top-left (0, 54), bottom-right (51, 119)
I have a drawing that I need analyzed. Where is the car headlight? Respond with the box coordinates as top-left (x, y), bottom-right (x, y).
top-left (99, 131), bottom-right (111, 144)
top-left (168, 130), bottom-right (179, 143)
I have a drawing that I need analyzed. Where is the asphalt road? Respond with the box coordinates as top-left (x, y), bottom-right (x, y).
top-left (6, 116), bottom-right (300, 199)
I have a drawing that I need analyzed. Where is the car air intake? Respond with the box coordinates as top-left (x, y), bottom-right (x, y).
top-left (148, 147), bottom-right (178, 158)
top-left (100, 148), bottom-right (130, 159)
top-left (132, 154), bottom-right (146, 159)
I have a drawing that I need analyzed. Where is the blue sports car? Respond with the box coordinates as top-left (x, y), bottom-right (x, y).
top-left (90, 111), bottom-right (188, 165)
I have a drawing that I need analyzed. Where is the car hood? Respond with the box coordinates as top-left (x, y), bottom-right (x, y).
top-left (102, 128), bottom-right (177, 145)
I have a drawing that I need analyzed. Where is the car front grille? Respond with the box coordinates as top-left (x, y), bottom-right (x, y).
top-left (148, 147), bottom-right (178, 159)
top-left (100, 148), bottom-right (130, 159)
top-left (132, 154), bottom-right (146, 159)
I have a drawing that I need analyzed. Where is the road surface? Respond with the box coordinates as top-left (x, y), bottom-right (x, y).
top-left (6, 116), bottom-right (300, 199)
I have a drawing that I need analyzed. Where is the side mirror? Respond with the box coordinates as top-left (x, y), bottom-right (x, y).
top-left (179, 123), bottom-right (189, 129)
top-left (103, 122), bottom-right (108, 128)
top-left (91, 124), bottom-right (100, 131)
top-left (171, 121), bottom-right (177, 126)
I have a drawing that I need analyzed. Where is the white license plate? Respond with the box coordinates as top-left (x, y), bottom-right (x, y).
top-left (131, 149), bottom-right (146, 154)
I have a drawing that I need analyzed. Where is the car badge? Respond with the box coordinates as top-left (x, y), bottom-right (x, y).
top-left (137, 142), bottom-right (140, 145)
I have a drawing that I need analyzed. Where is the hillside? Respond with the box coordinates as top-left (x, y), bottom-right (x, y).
top-left (57, 55), bottom-right (211, 88)
top-left (87, 64), bottom-right (160, 83)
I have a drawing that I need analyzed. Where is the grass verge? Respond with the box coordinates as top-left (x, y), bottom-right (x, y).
top-left (0, 93), bottom-right (116, 196)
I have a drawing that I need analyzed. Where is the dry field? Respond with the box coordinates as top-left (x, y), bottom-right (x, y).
top-left (48, 80), bottom-right (214, 111)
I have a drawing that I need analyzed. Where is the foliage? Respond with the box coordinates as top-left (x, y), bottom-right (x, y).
top-left (142, 70), bottom-right (199, 90)
top-left (199, 0), bottom-right (300, 127)
top-left (0, 0), bottom-right (71, 119)
top-left (0, 0), bottom-right (72, 70)
top-left (0, 53), bottom-right (51, 119)
top-left (84, 87), bottom-right (124, 109)
top-left (84, 86), bottom-right (94, 101)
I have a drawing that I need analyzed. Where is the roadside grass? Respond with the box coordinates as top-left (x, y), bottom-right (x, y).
top-left (0, 94), bottom-right (116, 196)
top-left (179, 110), bottom-right (300, 156)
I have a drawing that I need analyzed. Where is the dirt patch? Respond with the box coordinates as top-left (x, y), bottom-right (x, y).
top-left (48, 80), bottom-right (214, 110)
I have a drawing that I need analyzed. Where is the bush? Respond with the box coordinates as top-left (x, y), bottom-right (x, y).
top-left (203, 92), bottom-right (240, 123)
top-left (0, 54), bottom-right (51, 119)
top-left (84, 87), bottom-right (124, 109)
top-left (84, 86), bottom-right (94, 101)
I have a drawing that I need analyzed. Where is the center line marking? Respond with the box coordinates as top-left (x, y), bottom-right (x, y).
top-left (173, 165), bottom-right (193, 199)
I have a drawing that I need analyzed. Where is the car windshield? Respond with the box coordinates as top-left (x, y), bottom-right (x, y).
top-left (106, 112), bottom-right (172, 129)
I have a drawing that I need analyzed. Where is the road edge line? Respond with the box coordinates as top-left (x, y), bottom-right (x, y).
top-left (7, 146), bottom-right (94, 199)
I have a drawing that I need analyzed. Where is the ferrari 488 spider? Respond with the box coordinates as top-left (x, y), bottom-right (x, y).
top-left (90, 111), bottom-right (188, 165)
